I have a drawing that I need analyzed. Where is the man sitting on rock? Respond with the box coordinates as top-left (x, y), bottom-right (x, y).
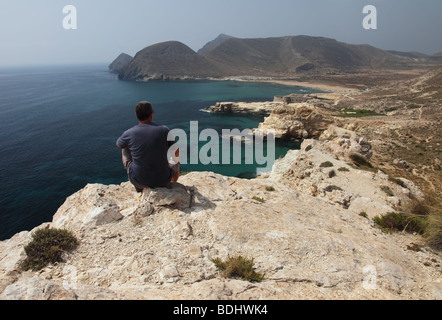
top-left (116, 101), bottom-right (180, 191)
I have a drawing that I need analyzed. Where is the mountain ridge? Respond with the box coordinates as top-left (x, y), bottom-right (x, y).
top-left (113, 35), bottom-right (442, 81)
top-left (197, 34), bottom-right (235, 54)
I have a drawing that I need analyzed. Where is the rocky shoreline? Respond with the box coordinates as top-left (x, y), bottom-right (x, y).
top-left (205, 94), bottom-right (338, 141)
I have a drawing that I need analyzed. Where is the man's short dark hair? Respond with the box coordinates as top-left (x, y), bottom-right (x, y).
top-left (135, 101), bottom-right (153, 121)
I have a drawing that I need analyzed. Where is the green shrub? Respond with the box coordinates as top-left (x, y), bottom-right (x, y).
top-left (319, 161), bottom-right (334, 168)
top-left (419, 195), bottom-right (442, 250)
top-left (359, 211), bottom-right (368, 218)
top-left (20, 228), bottom-right (79, 271)
top-left (385, 106), bottom-right (399, 112)
top-left (424, 207), bottom-right (442, 250)
top-left (212, 255), bottom-right (265, 282)
top-left (349, 153), bottom-right (375, 171)
top-left (388, 176), bottom-right (407, 188)
top-left (324, 185), bottom-right (343, 192)
top-left (408, 199), bottom-right (430, 216)
top-left (305, 145), bottom-right (313, 152)
top-left (265, 186), bottom-right (275, 192)
top-left (376, 196), bottom-right (442, 250)
top-left (380, 185), bottom-right (394, 197)
top-left (373, 212), bottom-right (427, 235)
top-left (252, 196), bottom-right (266, 203)
top-left (338, 167), bottom-right (350, 172)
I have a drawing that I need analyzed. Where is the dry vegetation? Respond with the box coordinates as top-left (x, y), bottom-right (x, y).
top-left (321, 66), bottom-right (442, 249)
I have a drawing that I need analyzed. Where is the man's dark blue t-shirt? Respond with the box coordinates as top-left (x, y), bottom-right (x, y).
top-left (117, 123), bottom-right (173, 188)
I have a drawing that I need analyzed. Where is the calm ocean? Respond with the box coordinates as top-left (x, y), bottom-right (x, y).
top-left (0, 64), bottom-right (322, 240)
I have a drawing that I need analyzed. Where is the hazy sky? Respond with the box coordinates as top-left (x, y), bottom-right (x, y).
top-left (1, 0), bottom-right (441, 66)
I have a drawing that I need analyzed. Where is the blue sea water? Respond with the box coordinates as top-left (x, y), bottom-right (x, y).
top-left (0, 64), bottom-right (323, 240)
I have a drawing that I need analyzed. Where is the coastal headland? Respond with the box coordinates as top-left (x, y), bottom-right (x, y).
top-left (1, 64), bottom-right (440, 300)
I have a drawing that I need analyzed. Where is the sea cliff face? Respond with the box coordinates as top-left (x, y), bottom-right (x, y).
top-left (0, 131), bottom-right (440, 300)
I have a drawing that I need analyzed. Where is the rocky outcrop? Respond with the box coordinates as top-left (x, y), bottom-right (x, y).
top-left (206, 95), bottom-right (336, 141)
top-left (255, 103), bottom-right (334, 140)
top-left (267, 134), bottom-right (421, 218)
top-left (1, 133), bottom-right (440, 300)
top-left (204, 101), bottom-right (280, 116)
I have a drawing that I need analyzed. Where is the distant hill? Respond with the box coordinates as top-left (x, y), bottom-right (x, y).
top-left (387, 50), bottom-right (442, 63)
top-left (200, 35), bottom-right (432, 76)
top-left (109, 53), bottom-right (133, 74)
top-left (197, 34), bottom-right (235, 54)
top-left (118, 41), bottom-right (222, 81)
top-left (114, 35), bottom-right (440, 81)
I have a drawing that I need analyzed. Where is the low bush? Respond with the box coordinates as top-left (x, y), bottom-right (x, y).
top-left (252, 196), bottom-right (266, 203)
top-left (408, 199), bottom-right (430, 216)
top-left (359, 211), bottom-right (368, 218)
top-left (424, 207), bottom-right (442, 250)
top-left (380, 185), bottom-right (394, 197)
top-left (20, 228), bottom-right (79, 271)
top-left (324, 185), bottom-right (343, 192)
top-left (388, 176), bottom-right (407, 188)
top-left (419, 194), bottom-right (442, 250)
top-left (212, 255), bottom-right (265, 282)
top-left (373, 212), bottom-right (427, 235)
top-left (349, 153), bottom-right (375, 171)
top-left (319, 161), bottom-right (334, 168)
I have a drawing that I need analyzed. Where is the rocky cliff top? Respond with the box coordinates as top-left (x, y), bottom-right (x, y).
top-left (1, 132), bottom-right (440, 300)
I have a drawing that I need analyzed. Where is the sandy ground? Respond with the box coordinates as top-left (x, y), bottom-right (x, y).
top-left (265, 79), bottom-right (359, 94)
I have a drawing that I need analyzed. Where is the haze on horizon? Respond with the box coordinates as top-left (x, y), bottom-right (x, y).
top-left (0, 0), bottom-right (441, 67)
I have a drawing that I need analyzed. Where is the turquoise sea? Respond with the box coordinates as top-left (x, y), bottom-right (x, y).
top-left (0, 64), bottom-right (323, 240)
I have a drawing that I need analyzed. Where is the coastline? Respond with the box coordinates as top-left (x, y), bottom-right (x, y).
top-left (215, 76), bottom-right (359, 95)
top-left (262, 79), bottom-right (359, 94)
